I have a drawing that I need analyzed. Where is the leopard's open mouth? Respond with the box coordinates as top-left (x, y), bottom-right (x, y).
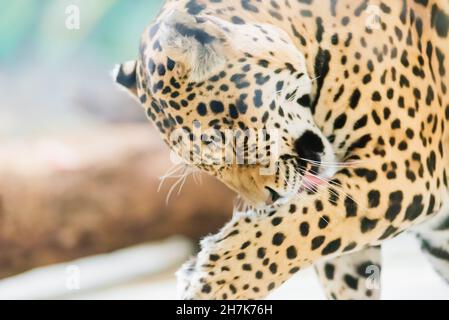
top-left (298, 172), bottom-right (327, 193)
top-left (298, 162), bottom-right (336, 194)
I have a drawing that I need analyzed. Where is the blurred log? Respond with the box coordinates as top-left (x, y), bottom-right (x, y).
top-left (0, 125), bottom-right (234, 279)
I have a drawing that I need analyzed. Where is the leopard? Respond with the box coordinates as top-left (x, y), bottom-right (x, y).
top-left (115, 0), bottom-right (449, 299)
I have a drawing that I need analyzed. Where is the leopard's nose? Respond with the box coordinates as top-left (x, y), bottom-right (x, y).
top-left (265, 187), bottom-right (282, 205)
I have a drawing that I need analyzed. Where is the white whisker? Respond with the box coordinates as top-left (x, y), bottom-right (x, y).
top-left (298, 157), bottom-right (366, 168)
top-left (158, 164), bottom-right (186, 193)
top-left (163, 166), bottom-right (197, 204)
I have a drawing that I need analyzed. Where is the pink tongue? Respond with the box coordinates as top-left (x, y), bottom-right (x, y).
top-left (302, 174), bottom-right (325, 188)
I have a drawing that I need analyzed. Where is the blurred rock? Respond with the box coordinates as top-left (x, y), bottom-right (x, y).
top-left (0, 125), bottom-right (234, 279)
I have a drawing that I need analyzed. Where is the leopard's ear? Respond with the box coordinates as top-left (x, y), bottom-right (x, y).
top-left (113, 60), bottom-right (138, 98)
top-left (159, 9), bottom-right (227, 82)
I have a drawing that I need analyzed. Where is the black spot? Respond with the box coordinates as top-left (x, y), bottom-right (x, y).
top-left (290, 267), bottom-right (300, 274)
top-left (197, 103), bottom-right (207, 116)
top-left (324, 263), bottom-right (335, 280)
top-left (331, 33), bottom-right (339, 45)
top-left (344, 196), bottom-right (358, 217)
top-left (368, 190), bottom-right (381, 208)
top-left (167, 57), bottom-right (175, 71)
top-left (299, 222), bottom-right (310, 236)
top-left (201, 284), bottom-right (212, 293)
top-left (185, 0), bottom-right (205, 15)
top-left (346, 134), bottom-right (372, 154)
top-left (363, 74), bottom-right (372, 84)
top-left (344, 274), bottom-right (359, 290)
top-left (319, 216), bottom-right (330, 229)
top-left (421, 239), bottom-right (449, 262)
top-left (269, 263), bottom-right (278, 274)
top-left (379, 225), bottom-right (398, 240)
top-left (157, 64), bottom-right (166, 76)
top-left (404, 195), bottom-right (424, 221)
top-left (371, 110), bottom-right (381, 125)
top-left (300, 9), bottom-right (313, 17)
top-left (255, 74), bottom-right (270, 86)
top-left (312, 48), bottom-right (331, 114)
top-left (174, 23), bottom-right (215, 45)
top-left (209, 254), bottom-right (220, 261)
top-left (253, 90), bottom-right (263, 108)
top-left (427, 151), bottom-right (437, 176)
top-left (343, 242), bottom-right (357, 252)
top-left (229, 104), bottom-right (238, 119)
top-left (316, 17), bottom-right (324, 42)
top-left (354, 168), bottom-right (378, 183)
top-left (333, 113), bottom-right (347, 129)
top-left (271, 217), bottom-right (283, 226)
top-left (334, 84), bottom-right (345, 102)
top-left (380, 3), bottom-right (391, 13)
top-left (241, 0), bottom-right (259, 13)
top-left (431, 4), bottom-right (449, 38)
top-left (321, 238), bottom-right (341, 255)
top-left (210, 100), bottom-right (224, 114)
top-left (231, 16), bottom-right (246, 24)
top-left (401, 51), bottom-right (410, 67)
top-left (242, 263), bottom-right (252, 271)
top-left (170, 77), bottom-right (181, 89)
top-left (391, 119), bottom-right (401, 129)
top-left (372, 91), bottom-right (382, 102)
top-left (297, 95), bottom-right (311, 107)
top-left (353, 115), bottom-right (368, 130)
top-left (400, 0), bottom-right (407, 24)
top-left (315, 200), bottom-right (324, 212)
top-left (385, 191), bottom-right (403, 221)
top-left (258, 59), bottom-right (270, 68)
top-left (272, 233), bottom-right (285, 246)
top-left (237, 253), bottom-right (245, 260)
top-left (286, 246), bottom-right (297, 259)
top-left (257, 247), bottom-right (266, 259)
top-left (426, 86), bottom-right (435, 105)
top-left (262, 111), bottom-right (269, 123)
top-left (241, 241), bottom-right (251, 250)
top-left (330, 0), bottom-right (338, 16)
top-left (311, 236), bottom-right (325, 250)
top-left (148, 59), bottom-right (156, 75)
top-left (360, 217), bottom-right (379, 233)
top-left (427, 194), bottom-right (436, 215)
top-left (169, 100), bottom-right (181, 110)
top-left (349, 89), bottom-right (361, 109)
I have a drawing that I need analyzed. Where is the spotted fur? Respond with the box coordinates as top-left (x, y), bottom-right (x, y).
top-left (116, 0), bottom-right (449, 299)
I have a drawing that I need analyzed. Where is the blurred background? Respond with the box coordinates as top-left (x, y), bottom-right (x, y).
top-left (0, 0), bottom-right (447, 300)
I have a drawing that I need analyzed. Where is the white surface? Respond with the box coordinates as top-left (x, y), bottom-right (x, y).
top-left (270, 234), bottom-right (449, 300)
top-left (0, 234), bottom-right (448, 300)
top-left (0, 237), bottom-right (193, 300)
